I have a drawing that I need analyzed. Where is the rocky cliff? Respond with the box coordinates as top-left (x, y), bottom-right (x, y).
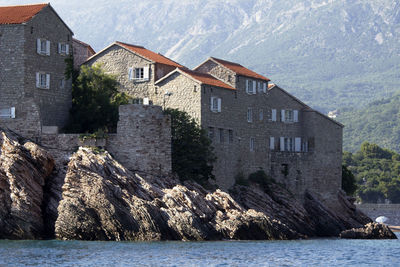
top-left (0, 130), bottom-right (394, 240)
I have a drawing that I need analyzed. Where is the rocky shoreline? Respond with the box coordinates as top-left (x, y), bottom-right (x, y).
top-left (0, 130), bottom-right (396, 240)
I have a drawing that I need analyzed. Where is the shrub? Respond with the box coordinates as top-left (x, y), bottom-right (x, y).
top-left (248, 170), bottom-right (275, 187)
top-left (235, 172), bottom-right (249, 186)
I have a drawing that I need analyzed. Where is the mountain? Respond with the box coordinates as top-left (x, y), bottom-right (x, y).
top-left (338, 93), bottom-right (400, 153)
top-left (2, 0), bottom-right (400, 112)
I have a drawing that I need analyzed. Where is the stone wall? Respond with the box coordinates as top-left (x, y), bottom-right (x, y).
top-left (72, 39), bottom-right (95, 69)
top-left (107, 104), bottom-right (171, 176)
top-left (356, 204), bottom-right (400, 226)
top-left (24, 6), bottom-right (73, 128)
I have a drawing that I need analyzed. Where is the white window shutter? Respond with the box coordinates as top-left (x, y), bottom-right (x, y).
top-left (263, 82), bottom-right (267, 93)
top-left (253, 81), bottom-right (256, 94)
top-left (46, 40), bottom-right (50, 55)
top-left (36, 72), bottom-right (40, 87)
top-left (144, 66), bottom-right (150, 80)
top-left (143, 97), bottom-right (149, 105)
top-left (66, 44), bottom-right (69, 55)
top-left (294, 110), bottom-right (299, 122)
top-left (280, 137), bottom-right (285, 151)
top-left (270, 137), bottom-right (275, 150)
top-left (210, 97), bottom-right (214, 111)
top-left (217, 98), bottom-right (221, 112)
top-left (58, 43), bottom-right (61, 54)
top-left (281, 109), bottom-right (285, 122)
top-left (295, 137), bottom-right (301, 152)
top-left (272, 109), bottom-right (276, 121)
top-left (46, 74), bottom-right (50, 89)
top-left (246, 80), bottom-right (249, 93)
top-left (10, 107), bottom-right (15, 119)
top-left (128, 67), bottom-right (133, 80)
top-left (37, 39), bottom-right (41, 54)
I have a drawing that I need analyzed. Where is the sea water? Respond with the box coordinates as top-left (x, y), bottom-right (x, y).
top-left (0, 233), bottom-right (399, 267)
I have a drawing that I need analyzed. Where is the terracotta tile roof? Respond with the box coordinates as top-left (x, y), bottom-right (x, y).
top-left (211, 57), bottom-right (270, 82)
top-left (0, 3), bottom-right (47, 24)
top-left (179, 68), bottom-right (235, 90)
top-left (116, 41), bottom-right (183, 68)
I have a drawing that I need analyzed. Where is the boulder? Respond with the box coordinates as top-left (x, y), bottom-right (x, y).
top-left (340, 222), bottom-right (398, 239)
top-left (0, 131), bottom-right (54, 239)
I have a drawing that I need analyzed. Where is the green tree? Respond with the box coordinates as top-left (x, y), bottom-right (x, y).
top-left (342, 165), bottom-right (357, 196)
top-left (164, 108), bottom-right (216, 185)
top-left (65, 64), bottom-right (130, 133)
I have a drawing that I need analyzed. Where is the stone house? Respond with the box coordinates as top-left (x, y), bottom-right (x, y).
top-left (87, 45), bottom-right (343, 202)
top-left (72, 38), bottom-right (95, 70)
top-left (85, 41), bottom-right (183, 102)
top-left (0, 3), bottom-right (73, 137)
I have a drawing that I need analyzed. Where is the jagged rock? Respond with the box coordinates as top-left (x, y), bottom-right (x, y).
top-left (340, 222), bottom-right (398, 239)
top-left (54, 147), bottom-right (301, 241)
top-left (0, 131), bottom-right (54, 239)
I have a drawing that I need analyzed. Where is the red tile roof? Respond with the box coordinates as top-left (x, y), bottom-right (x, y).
top-left (179, 68), bottom-right (235, 90)
top-left (211, 57), bottom-right (270, 82)
top-left (116, 41), bottom-right (183, 68)
top-left (73, 38), bottom-right (96, 55)
top-left (0, 3), bottom-right (47, 24)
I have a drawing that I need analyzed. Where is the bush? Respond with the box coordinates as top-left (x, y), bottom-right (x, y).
top-left (248, 170), bottom-right (275, 187)
top-left (164, 108), bottom-right (216, 185)
top-left (342, 165), bottom-right (357, 196)
top-left (234, 172), bottom-right (249, 186)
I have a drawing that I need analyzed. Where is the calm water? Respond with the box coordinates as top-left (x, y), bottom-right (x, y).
top-left (0, 233), bottom-right (399, 267)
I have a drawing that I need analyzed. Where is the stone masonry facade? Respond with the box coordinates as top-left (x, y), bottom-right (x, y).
top-left (0, 4), bottom-right (73, 137)
top-left (86, 44), bottom-right (343, 203)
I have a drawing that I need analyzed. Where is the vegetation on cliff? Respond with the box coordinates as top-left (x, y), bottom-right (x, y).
top-left (164, 108), bottom-right (216, 185)
top-left (343, 142), bottom-right (400, 203)
top-left (65, 64), bottom-right (130, 133)
top-left (339, 93), bottom-right (400, 153)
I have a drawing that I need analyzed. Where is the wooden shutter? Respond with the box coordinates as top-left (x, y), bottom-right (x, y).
top-left (58, 43), bottom-right (61, 53)
top-left (128, 67), bottom-right (133, 80)
top-left (253, 81), bottom-right (256, 94)
top-left (210, 97), bottom-right (214, 111)
top-left (46, 40), bottom-right (50, 55)
top-left (270, 137), bottom-right (275, 150)
top-left (10, 107), bottom-right (15, 119)
top-left (281, 110), bottom-right (285, 122)
top-left (295, 137), bottom-right (301, 152)
top-left (280, 137), bottom-right (285, 151)
top-left (37, 39), bottom-right (41, 54)
top-left (36, 72), bottom-right (40, 87)
top-left (46, 74), bottom-right (50, 89)
top-left (217, 98), bottom-right (221, 112)
top-left (272, 109), bottom-right (276, 121)
top-left (246, 80), bottom-right (249, 93)
top-left (294, 110), bottom-right (299, 122)
top-left (144, 66), bottom-right (150, 80)
top-left (66, 44), bottom-right (69, 55)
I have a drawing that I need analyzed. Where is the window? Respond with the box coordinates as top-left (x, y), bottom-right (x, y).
top-left (250, 137), bottom-right (255, 152)
top-left (247, 108), bottom-right (253, 122)
top-left (128, 66), bottom-right (150, 81)
top-left (210, 97), bottom-right (221, 112)
top-left (58, 43), bottom-right (69, 55)
top-left (259, 109), bottom-right (263, 121)
top-left (271, 109), bottom-right (277, 121)
top-left (36, 72), bottom-right (50, 89)
top-left (228, 130), bottom-right (233, 144)
top-left (302, 140), bottom-right (309, 152)
top-left (281, 109), bottom-right (299, 122)
top-left (0, 107), bottom-right (15, 119)
top-left (36, 39), bottom-right (50, 55)
top-left (246, 80), bottom-right (256, 94)
top-left (59, 78), bottom-right (65, 89)
top-left (227, 75), bottom-right (231, 83)
top-left (280, 137), bottom-right (295, 152)
top-left (219, 128), bottom-right (224, 143)
top-left (194, 85), bottom-right (197, 92)
top-left (208, 127), bottom-right (214, 139)
top-left (258, 81), bottom-right (262, 93)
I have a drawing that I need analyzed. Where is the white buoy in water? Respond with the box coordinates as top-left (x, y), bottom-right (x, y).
top-left (375, 216), bottom-right (389, 224)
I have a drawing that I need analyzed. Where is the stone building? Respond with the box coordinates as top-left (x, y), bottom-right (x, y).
top-left (87, 44), bottom-right (343, 202)
top-left (72, 38), bottom-right (95, 70)
top-left (0, 3), bottom-right (73, 137)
